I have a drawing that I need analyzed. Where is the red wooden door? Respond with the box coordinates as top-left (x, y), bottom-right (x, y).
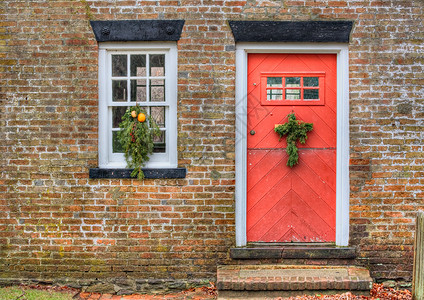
top-left (247, 53), bottom-right (337, 243)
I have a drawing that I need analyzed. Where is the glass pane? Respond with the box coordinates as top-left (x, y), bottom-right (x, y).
top-left (150, 106), bottom-right (165, 128)
top-left (131, 79), bottom-right (146, 102)
top-left (153, 130), bottom-right (166, 153)
top-left (112, 80), bottom-right (127, 102)
top-left (267, 77), bottom-right (282, 88)
top-left (150, 79), bottom-right (165, 102)
top-left (304, 89), bottom-right (319, 100)
top-left (112, 131), bottom-right (124, 153)
top-left (285, 89), bottom-right (301, 100)
top-left (150, 54), bottom-right (165, 76)
top-left (112, 106), bottom-right (128, 128)
top-left (131, 55), bottom-right (146, 77)
top-left (285, 77), bottom-right (301, 87)
top-left (112, 55), bottom-right (127, 77)
top-left (304, 77), bottom-right (319, 87)
top-left (267, 89), bottom-right (283, 100)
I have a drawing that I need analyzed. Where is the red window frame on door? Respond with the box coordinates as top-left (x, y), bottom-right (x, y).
top-left (260, 72), bottom-right (326, 106)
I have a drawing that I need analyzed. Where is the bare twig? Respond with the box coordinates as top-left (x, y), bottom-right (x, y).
top-left (72, 290), bottom-right (82, 299)
top-left (15, 285), bottom-right (26, 300)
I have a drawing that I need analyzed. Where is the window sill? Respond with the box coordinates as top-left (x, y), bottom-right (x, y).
top-left (89, 168), bottom-right (186, 179)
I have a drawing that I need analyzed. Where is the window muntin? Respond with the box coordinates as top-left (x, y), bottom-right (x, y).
top-left (109, 53), bottom-right (166, 155)
top-left (261, 72), bottom-right (325, 106)
top-left (98, 43), bottom-right (177, 169)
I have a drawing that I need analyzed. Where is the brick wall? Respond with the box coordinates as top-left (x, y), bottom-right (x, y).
top-left (1, 0), bottom-right (423, 292)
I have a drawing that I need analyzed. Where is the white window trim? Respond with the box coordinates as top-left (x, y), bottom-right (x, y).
top-left (98, 42), bottom-right (178, 169)
top-left (235, 43), bottom-right (350, 247)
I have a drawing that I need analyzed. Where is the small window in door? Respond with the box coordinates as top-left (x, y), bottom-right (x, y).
top-left (261, 72), bottom-right (325, 106)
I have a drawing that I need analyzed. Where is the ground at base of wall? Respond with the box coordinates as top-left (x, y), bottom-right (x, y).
top-left (78, 284), bottom-right (412, 300)
top-left (1, 283), bottom-right (412, 300)
top-left (78, 285), bottom-right (217, 300)
top-left (0, 284), bottom-right (217, 300)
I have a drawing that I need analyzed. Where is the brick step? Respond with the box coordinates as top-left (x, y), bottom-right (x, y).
top-left (217, 265), bottom-right (373, 300)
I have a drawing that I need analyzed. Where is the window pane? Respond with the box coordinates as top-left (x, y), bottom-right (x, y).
top-left (267, 89), bottom-right (283, 100)
top-left (112, 131), bottom-right (124, 153)
top-left (285, 89), bottom-right (301, 100)
top-left (267, 77), bottom-right (282, 87)
top-left (153, 130), bottom-right (166, 153)
top-left (304, 89), bottom-right (319, 100)
top-left (304, 77), bottom-right (319, 87)
top-left (285, 77), bottom-right (301, 87)
top-left (150, 106), bottom-right (165, 128)
top-left (112, 106), bottom-right (128, 128)
top-left (112, 80), bottom-right (127, 102)
top-left (112, 55), bottom-right (127, 77)
top-left (131, 55), bottom-right (146, 77)
top-left (150, 54), bottom-right (165, 76)
top-left (131, 79), bottom-right (146, 102)
top-left (150, 79), bottom-right (165, 102)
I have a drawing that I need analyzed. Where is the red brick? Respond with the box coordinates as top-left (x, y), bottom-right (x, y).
top-left (1, 0), bottom-right (423, 291)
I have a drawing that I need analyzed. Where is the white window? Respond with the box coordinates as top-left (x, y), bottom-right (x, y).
top-left (98, 42), bottom-right (177, 169)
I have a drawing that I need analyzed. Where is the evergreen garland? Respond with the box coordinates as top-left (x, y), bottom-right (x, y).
top-left (117, 105), bottom-right (161, 180)
top-left (274, 113), bottom-right (313, 168)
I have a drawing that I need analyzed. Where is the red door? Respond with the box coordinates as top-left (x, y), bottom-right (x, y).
top-left (247, 53), bottom-right (337, 243)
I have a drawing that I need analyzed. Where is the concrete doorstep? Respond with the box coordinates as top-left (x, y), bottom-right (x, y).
top-left (217, 265), bottom-right (373, 300)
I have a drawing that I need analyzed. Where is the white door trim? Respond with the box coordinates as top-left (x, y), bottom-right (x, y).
top-left (235, 43), bottom-right (350, 247)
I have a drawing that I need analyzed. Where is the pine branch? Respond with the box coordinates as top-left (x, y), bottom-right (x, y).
top-left (274, 113), bottom-right (313, 167)
top-left (117, 105), bottom-right (161, 179)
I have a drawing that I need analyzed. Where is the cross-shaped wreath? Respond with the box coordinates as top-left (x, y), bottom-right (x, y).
top-left (274, 113), bottom-right (313, 168)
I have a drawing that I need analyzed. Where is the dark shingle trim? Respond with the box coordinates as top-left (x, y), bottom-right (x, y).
top-left (90, 20), bottom-right (185, 42)
top-left (229, 21), bottom-right (353, 43)
top-left (89, 168), bottom-right (187, 179)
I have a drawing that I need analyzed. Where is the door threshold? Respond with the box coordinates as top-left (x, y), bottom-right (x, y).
top-left (230, 244), bottom-right (356, 260)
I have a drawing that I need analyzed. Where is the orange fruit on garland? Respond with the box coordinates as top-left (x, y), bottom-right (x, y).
top-left (131, 110), bottom-right (137, 118)
top-left (137, 113), bottom-right (146, 122)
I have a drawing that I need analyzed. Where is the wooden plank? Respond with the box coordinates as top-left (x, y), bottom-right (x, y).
top-left (247, 176), bottom-right (292, 234)
top-left (413, 212), bottom-right (424, 300)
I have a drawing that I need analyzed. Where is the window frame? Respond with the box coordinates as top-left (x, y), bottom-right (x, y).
top-left (235, 43), bottom-right (350, 247)
top-left (260, 72), bottom-right (325, 106)
top-left (98, 42), bottom-right (178, 169)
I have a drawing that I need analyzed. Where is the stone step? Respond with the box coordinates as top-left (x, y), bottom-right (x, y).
top-left (217, 265), bottom-right (373, 300)
top-left (230, 246), bottom-right (357, 260)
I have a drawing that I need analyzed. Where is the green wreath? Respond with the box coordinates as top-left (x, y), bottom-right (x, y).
top-left (117, 105), bottom-right (161, 180)
top-left (274, 113), bottom-right (313, 168)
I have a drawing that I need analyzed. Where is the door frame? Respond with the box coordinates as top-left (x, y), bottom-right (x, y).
top-left (235, 43), bottom-right (350, 247)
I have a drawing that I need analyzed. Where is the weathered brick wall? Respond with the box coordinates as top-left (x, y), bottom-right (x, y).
top-left (1, 0), bottom-right (423, 292)
top-left (347, 1), bottom-right (423, 282)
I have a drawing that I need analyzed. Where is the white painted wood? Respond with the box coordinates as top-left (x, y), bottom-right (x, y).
top-left (98, 48), bottom-right (109, 168)
top-left (234, 43), bottom-right (350, 247)
top-left (336, 46), bottom-right (350, 247)
top-left (413, 212), bottom-right (424, 300)
top-left (167, 45), bottom-right (178, 168)
top-left (99, 41), bottom-right (177, 51)
top-left (235, 48), bottom-right (248, 247)
top-left (98, 42), bottom-right (178, 169)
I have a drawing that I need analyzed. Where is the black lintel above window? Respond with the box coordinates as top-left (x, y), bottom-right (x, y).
top-left (89, 168), bottom-right (187, 179)
top-left (90, 20), bottom-right (185, 42)
top-left (229, 20), bottom-right (354, 43)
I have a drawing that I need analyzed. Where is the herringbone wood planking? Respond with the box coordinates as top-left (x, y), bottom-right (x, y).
top-left (247, 150), bottom-right (336, 242)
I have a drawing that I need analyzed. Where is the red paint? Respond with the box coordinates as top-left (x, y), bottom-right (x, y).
top-left (247, 54), bottom-right (337, 243)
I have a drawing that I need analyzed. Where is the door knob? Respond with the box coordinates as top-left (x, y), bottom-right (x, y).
top-left (250, 130), bottom-right (256, 135)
